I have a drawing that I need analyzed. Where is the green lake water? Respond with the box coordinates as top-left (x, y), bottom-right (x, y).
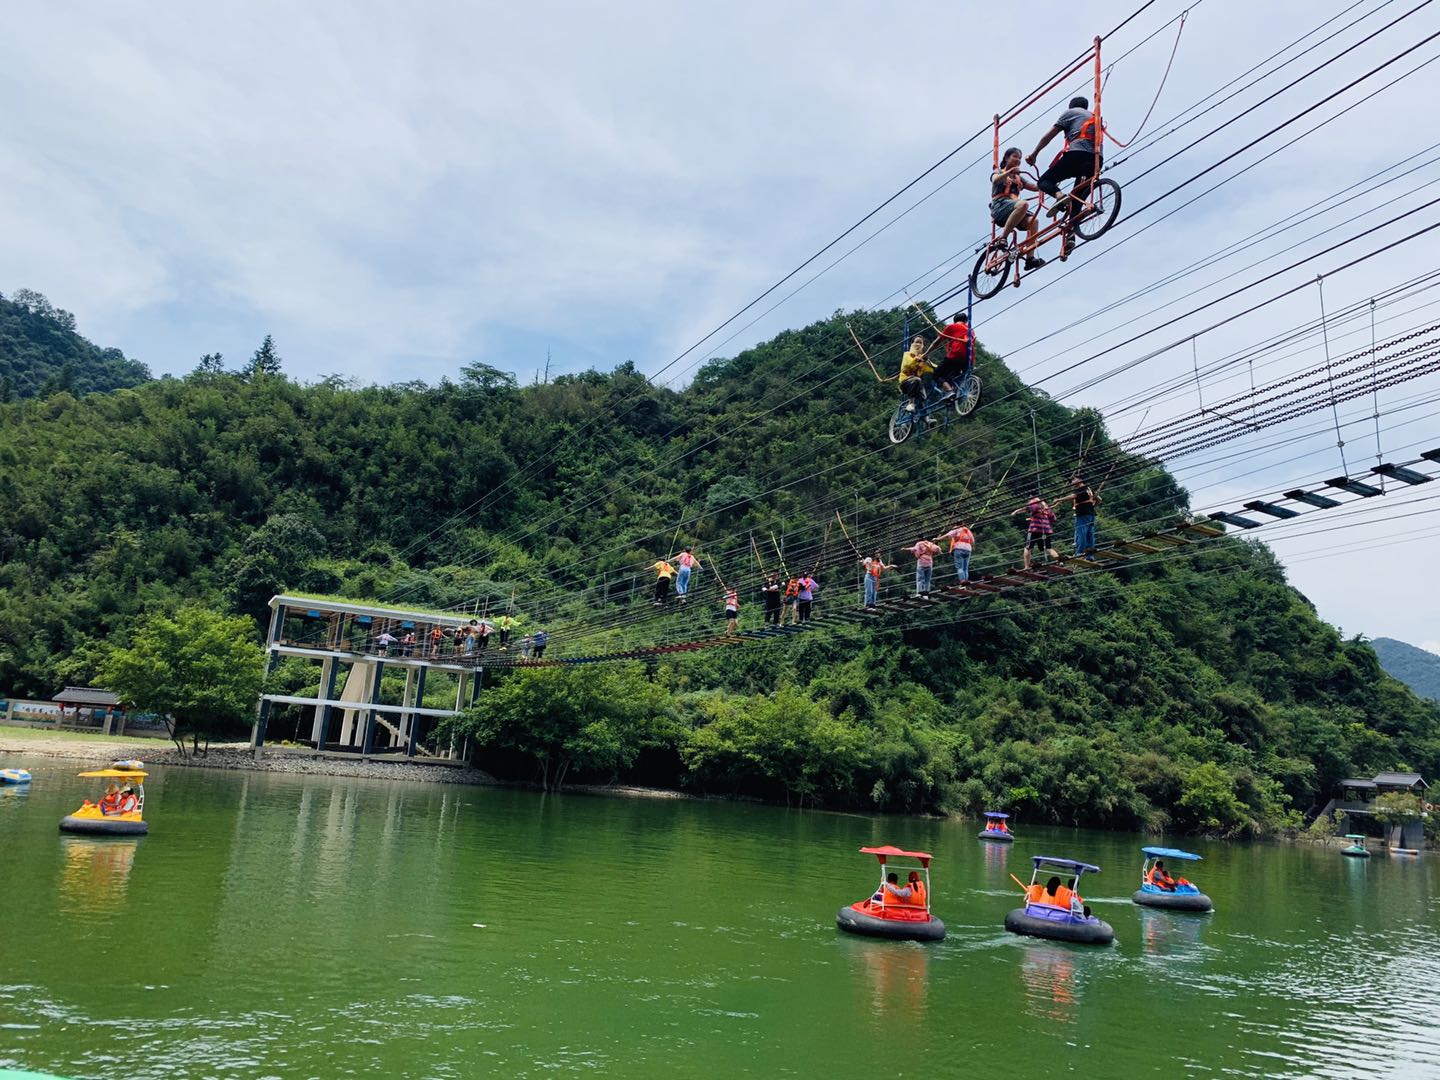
top-left (1, 757), bottom-right (1437, 1079)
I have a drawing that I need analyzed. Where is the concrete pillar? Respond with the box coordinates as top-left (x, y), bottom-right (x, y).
top-left (361, 661), bottom-right (386, 756)
top-left (311, 657), bottom-right (337, 749)
top-left (407, 667), bottom-right (428, 758)
top-left (399, 668), bottom-right (416, 746)
top-left (251, 648), bottom-right (282, 748)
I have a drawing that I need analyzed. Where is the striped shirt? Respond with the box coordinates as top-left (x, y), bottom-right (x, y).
top-left (1027, 506), bottom-right (1056, 535)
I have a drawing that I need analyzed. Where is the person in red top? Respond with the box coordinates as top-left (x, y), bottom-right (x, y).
top-left (1011, 497), bottom-right (1059, 569)
top-left (934, 313), bottom-right (973, 399)
top-left (903, 539), bottom-right (942, 598)
top-left (933, 522), bottom-right (975, 582)
top-left (723, 587), bottom-right (739, 635)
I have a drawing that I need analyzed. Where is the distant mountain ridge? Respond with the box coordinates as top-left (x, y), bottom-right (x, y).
top-left (1371, 638), bottom-right (1440, 703)
top-left (0, 289), bottom-right (150, 399)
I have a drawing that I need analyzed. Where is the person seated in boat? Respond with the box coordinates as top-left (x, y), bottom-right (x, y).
top-left (96, 783), bottom-right (122, 814)
top-left (874, 872), bottom-right (914, 904)
top-left (115, 786), bottom-right (139, 815)
top-left (1147, 861), bottom-right (1177, 891)
top-left (906, 870), bottom-right (928, 909)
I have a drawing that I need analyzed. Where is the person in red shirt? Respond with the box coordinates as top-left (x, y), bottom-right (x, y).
top-left (934, 313), bottom-right (973, 399)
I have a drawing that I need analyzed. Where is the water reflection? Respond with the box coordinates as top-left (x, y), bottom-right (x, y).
top-left (1018, 943), bottom-right (1078, 1024)
top-left (982, 840), bottom-right (1011, 873)
top-left (844, 939), bottom-right (930, 1022)
top-left (57, 837), bottom-right (138, 914)
top-left (1138, 907), bottom-right (1208, 956)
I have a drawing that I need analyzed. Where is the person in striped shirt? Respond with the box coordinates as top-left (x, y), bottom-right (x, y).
top-left (1011, 497), bottom-right (1059, 569)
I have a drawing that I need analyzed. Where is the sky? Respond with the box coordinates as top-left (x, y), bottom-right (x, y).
top-left (2, 0), bottom-right (1438, 649)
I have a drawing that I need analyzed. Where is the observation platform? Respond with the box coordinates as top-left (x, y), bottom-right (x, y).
top-left (251, 594), bottom-right (504, 758)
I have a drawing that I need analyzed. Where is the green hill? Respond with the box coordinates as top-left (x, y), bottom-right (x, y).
top-left (0, 289), bottom-right (150, 399)
top-left (0, 305), bottom-right (1434, 835)
top-left (1371, 638), bottom-right (1440, 703)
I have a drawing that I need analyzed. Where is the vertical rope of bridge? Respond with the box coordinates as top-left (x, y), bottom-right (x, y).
top-left (1191, 335), bottom-right (1206, 413)
top-left (1369, 297), bottom-right (1384, 482)
top-left (1030, 409), bottom-right (1042, 493)
top-left (1315, 274), bottom-right (1350, 476)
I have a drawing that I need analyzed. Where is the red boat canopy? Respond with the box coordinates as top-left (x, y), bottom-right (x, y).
top-left (860, 845), bottom-right (933, 866)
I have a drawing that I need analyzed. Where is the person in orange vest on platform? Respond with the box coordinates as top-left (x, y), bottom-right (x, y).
top-left (724, 587), bottom-right (740, 635)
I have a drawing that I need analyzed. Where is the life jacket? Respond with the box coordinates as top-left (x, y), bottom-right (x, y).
top-left (724, 589), bottom-right (738, 610)
top-left (865, 559), bottom-right (884, 580)
top-left (1025, 884), bottom-right (1046, 904)
top-left (783, 579), bottom-right (800, 599)
top-left (655, 561), bottom-right (675, 579)
top-left (678, 552), bottom-right (697, 569)
top-left (116, 793), bottom-right (138, 814)
top-left (98, 793), bottom-right (121, 814)
top-left (908, 880), bottom-right (927, 909)
top-left (1053, 886), bottom-right (1074, 910)
top-left (1063, 113), bottom-right (1102, 153)
top-left (991, 169), bottom-right (1021, 200)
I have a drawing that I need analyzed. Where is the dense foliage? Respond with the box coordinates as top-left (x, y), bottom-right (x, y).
top-left (1371, 637), bottom-right (1440, 703)
top-left (1, 304), bottom-right (1436, 834)
top-left (101, 607), bottom-right (266, 754)
top-left (0, 290), bottom-right (150, 399)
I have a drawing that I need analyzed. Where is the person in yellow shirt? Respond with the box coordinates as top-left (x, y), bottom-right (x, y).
top-left (898, 335), bottom-right (936, 422)
top-left (651, 559), bottom-right (676, 605)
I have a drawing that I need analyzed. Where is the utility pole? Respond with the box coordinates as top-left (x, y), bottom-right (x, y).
top-left (544, 349), bottom-right (551, 385)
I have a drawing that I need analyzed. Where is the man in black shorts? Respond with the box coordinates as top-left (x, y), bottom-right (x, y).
top-left (1027, 96), bottom-right (1102, 256)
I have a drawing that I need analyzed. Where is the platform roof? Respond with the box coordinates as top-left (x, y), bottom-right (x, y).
top-left (270, 593), bottom-right (480, 627)
top-left (52, 687), bottom-right (120, 707)
top-left (1372, 772), bottom-right (1427, 789)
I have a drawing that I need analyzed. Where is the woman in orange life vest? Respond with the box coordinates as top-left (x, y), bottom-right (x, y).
top-left (96, 783), bottom-right (121, 815)
top-left (115, 787), bottom-right (139, 815)
top-left (781, 576), bottom-right (801, 626)
top-left (990, 148), bottom-right (1045, 269)
top-left (859, 551), bottom-right (896, 609)
top-left (1147, 861), bottom-right (1178, 891)
top-left (906, 871), bottom-right (927, 909)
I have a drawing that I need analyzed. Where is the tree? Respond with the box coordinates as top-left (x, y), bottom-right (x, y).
top-left (250, 334), bottom-right (282, 377)
top-left (101, 607), bottom-right (266, 755)
top-left (194, 352), bottom-right (226, 376)
top-left (448, 667), bottom-right (675, 789)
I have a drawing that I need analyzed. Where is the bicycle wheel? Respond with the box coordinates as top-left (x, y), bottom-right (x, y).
top-left (1073, 178), bottom-right (1122, 242)
top-left (888, 404), bottom-right (917, 444)
top-left (953, 371), bottom-right (982, 416)
top-left (969, 241), bottom-right (1013, 301)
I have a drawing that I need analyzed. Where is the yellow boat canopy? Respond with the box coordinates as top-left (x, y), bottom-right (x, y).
top-left (78, 769), bottom-right (148, 779)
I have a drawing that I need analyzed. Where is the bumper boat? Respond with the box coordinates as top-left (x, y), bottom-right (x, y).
top-left (59, 763), bottom-right (149, 836)
top-left (836, 845), bottom-right (946, 942)
top-left (978, 810), bottom-right (1015, 842)
top-left (1132, 846), bottom-right (1213, 912)
top-left (1005, 856), bottom-right (1114, 945)
top-left (0, 768), bottom-right (32, 784)
top-left (1341, 834), bottom-right (1370, 858)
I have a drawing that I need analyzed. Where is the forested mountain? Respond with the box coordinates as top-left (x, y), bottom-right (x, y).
top-left (0, 289), bottom-right (150, 399)
top-left (1, 305), bottom-right (1435, 835)
top-left (1371, 638), bottom-right (1440, 704)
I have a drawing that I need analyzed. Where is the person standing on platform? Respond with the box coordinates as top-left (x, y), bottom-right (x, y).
top-left (761, 573), bottom-right (784, 625)
top-left (674, 546), bottom-right (699, 603)
top-left (781, 575), bottom-right (801, 625)
top-left (796, 573), bottom-right (818, 622)
top-left (1011, 497), bottom-right (1059, 569)
top-left (859, 551), bottom-right (897, 608)
top-left (903, 539), bottom-right (942, 598)
top-left (497, 613), bottom-right (515, 649)
top-left (401, 631), bottom-right (416, 657)
top-left (429, 626), bottom-right (444, 658)
top-left (1054, 475), bottom-right (1100, 556)
top-left (652, 558), bottom-right (676, 605)
top-left (532, 629), bottom-right (548, 658)
top-left (934, 522), bottom-right (975, 582)
top-left (477, 620), bottom-right (492, 653)
top-left (375, 629), bottom-right (397, 656)
top-left (724, 587), bottom-right (740, 635)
